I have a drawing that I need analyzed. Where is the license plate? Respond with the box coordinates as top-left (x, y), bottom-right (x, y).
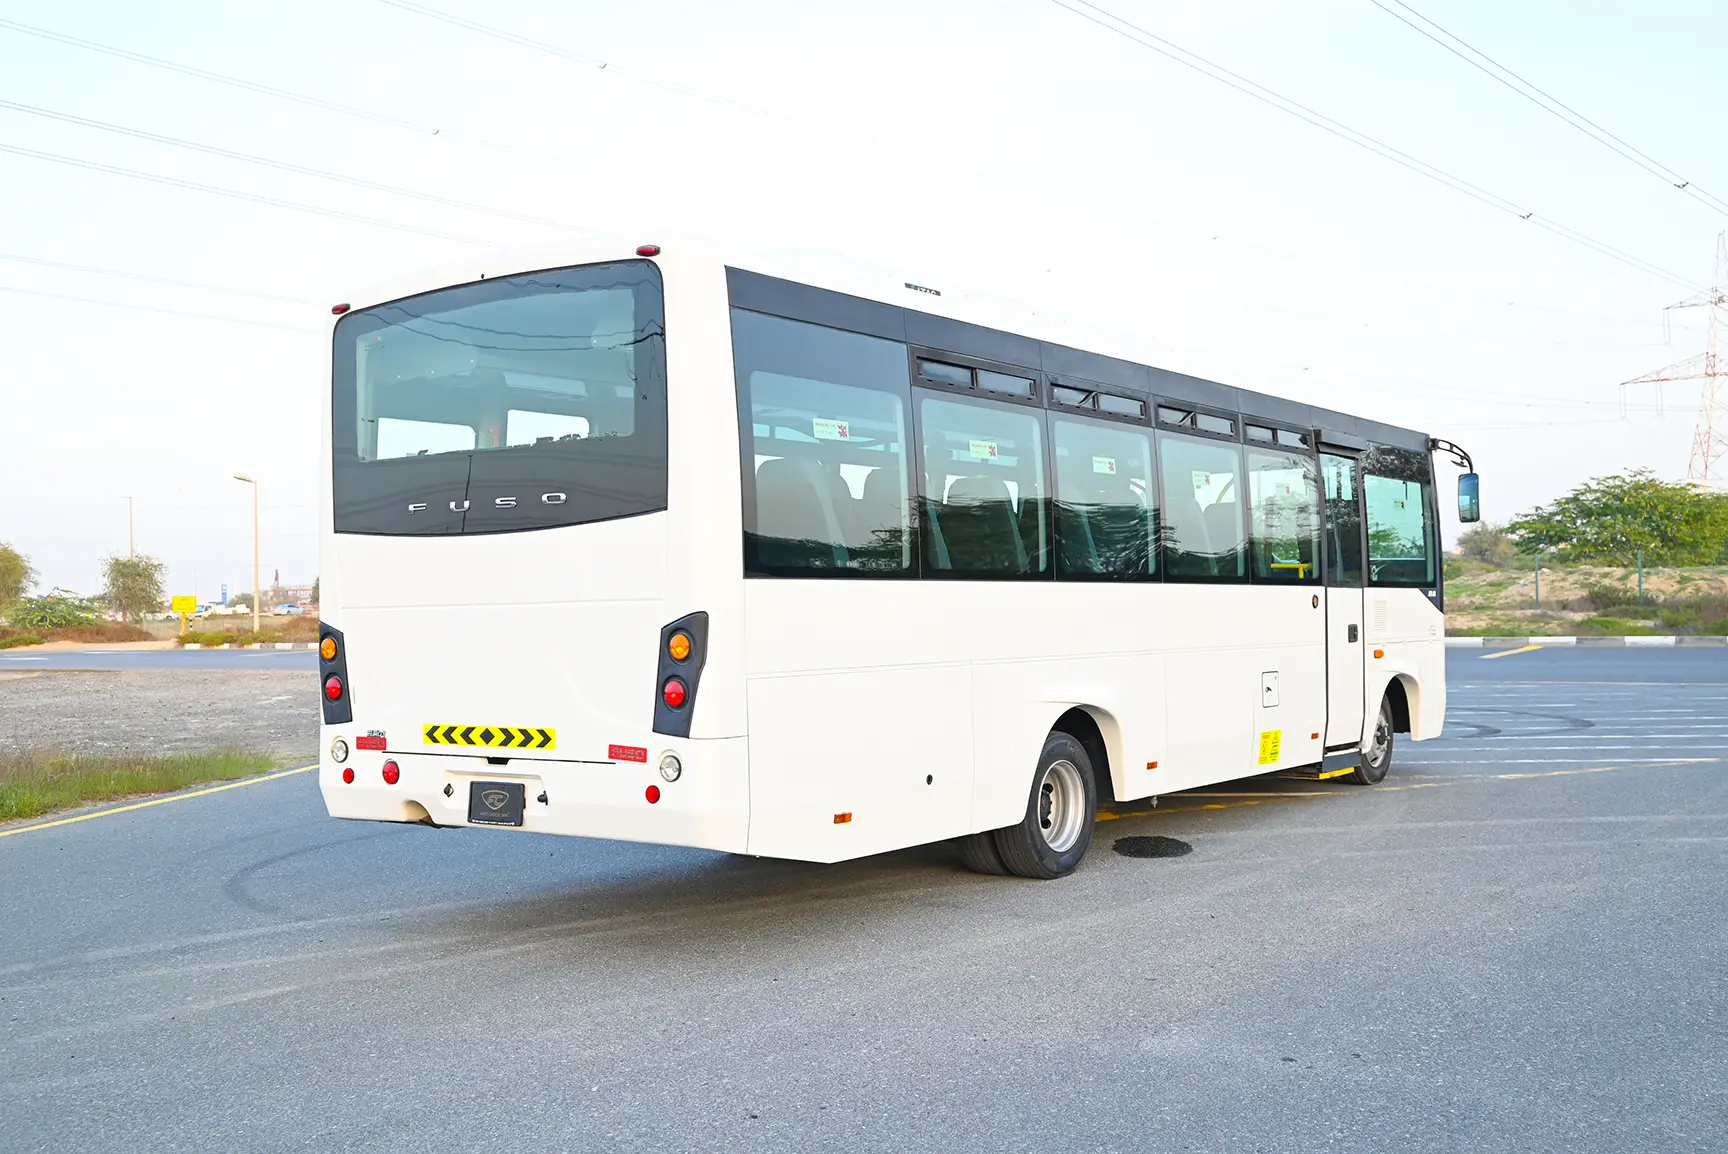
top-left (468, 781), bottom-right (526, 827)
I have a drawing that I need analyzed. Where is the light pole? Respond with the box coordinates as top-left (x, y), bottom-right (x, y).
top-left (234, 475), bottom-right (259, 634)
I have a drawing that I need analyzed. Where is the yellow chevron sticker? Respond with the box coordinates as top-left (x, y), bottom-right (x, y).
top-left (422, 724), bottom-right (556, 751)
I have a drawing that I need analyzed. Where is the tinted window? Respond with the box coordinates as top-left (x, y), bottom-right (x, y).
top-left (1158, 431), bottom-right (1245, 580)
top-left (1321, 453), bottom-right (1363, 586)
top-left (1097, 393), bottom-right (1146, 419)
top-left (920, 394), bottom-right (1048, 577)
top-left (1052, 416), bottom-right (1155, 579)
top-left (331, 260), bottom-right (666, 536)
top-left (1247, 448), bottom-right (1321, 583)
top-left (1365, 447), bottom-right (1436, 585)
top-left (732, 310), bottom-right (913, 575)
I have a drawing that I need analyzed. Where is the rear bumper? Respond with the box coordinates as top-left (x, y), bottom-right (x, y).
top-left (319, 733), bottom-right (750, 853)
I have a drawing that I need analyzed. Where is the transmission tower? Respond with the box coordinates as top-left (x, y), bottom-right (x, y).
top-left (1622, 233), bottom-right (1728, 486)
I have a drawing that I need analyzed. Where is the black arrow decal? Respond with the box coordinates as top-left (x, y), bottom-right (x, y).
top-left (423, 724), bottom-right (437, 743)
top-left (534, 729), bottom-right (551, 749)
top-left (458, 726), bottom-right (477, 745)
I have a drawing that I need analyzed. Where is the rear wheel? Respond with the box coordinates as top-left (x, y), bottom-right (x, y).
top-left (957, 831), bottom-right (1009, 875)
top-left (991, 732), bottom-right (1097, 879)
top-left (1345, 696), bottom-right (1395, 785)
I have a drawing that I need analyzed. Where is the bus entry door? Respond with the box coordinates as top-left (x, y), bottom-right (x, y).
top-left (1321, 451), bottom-right (1366, 748)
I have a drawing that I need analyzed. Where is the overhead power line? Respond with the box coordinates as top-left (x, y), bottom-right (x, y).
top-left (1049, 0), bottom-right (1704, 292)
top-left (0, 141), bottom-right (491, 244)
top-left (1370, 0), bottom-right (1728, 219)
top-left (0, 285), bottom-right (317, 332)
top-left (0, 99), bottom-right (592, 234)
top-left (0, 253), bottom-right (316, 304)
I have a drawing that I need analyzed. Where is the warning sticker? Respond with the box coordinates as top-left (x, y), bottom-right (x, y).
top-left (813, 417), bottom-right (851, 441)
top-left (1193, 472), bottom-right (1211, 490)
top-left (969, 439), bottom-right (1000, 461)
top-left (1257, 730), bottom-right (1283, 766)
top-left (356, 732), bottom-right (386, 751)
top-left (424, 724), bottom-right (555, 751)
top-left (1092, 456), bottom-right (1117, 475)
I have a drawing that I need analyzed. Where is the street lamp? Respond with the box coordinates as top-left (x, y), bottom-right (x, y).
top-left (233, 475), bottom-right (259, 634)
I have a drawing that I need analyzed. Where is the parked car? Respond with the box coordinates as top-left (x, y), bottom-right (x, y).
top-left (272, 604), bottom-right (305, 616)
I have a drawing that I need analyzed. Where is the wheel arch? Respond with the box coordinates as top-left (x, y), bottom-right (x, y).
top-left (1050, 705), bottom-right (1119, 804)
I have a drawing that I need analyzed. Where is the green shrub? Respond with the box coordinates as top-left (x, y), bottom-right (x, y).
top-left (4, 590), bottom-right (101, 630)
top-left (0, 633), bottom-right (44, 649)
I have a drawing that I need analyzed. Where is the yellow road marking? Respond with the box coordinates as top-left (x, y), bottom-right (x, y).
top-left (0, 765), bottom-right (315, 840)
top-left (1481, 644), bottom-right (1543, 659)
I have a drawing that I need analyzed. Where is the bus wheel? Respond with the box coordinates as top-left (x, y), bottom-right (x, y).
top-left (992, 732), bottom-right (1097, 879)
top-left (1345, 696), bottom-right (1395, 785)
top-left (958, 831), bottom-right (1009, 875)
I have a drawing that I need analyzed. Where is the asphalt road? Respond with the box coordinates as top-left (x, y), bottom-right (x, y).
top-left (2, 648), bottom-right (1723, 1153)
top-left (0, 649), bottom-right (315, 672)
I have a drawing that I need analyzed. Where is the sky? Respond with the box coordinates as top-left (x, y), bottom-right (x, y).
top-left (2, 0), bottom-right (1725, 597)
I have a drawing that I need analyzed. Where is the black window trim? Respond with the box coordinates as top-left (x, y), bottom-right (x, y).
top-left (1154, 399), bottom-right (1241, 443)
top-left (1243, 441), bottom-right (1324, 587)
top-left (1362, 443), bottom-right (1440, 591)
top-left (1048, 374), bottom-right (1152, 427)
top-left (909, 345), bottom-right (1045, 408)
top-left (1154, 426), bottom-right (1249, 585)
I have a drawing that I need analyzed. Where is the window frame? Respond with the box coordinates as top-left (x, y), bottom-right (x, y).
top-left (1155, 399), bottom-right (1240, 443)
top-left (1244, 444), bottom-right (1324, 586)
top-left (911, 384), bottom-right (1054, 582)
top-left (733, 308), bottom-right (920, 580)
top-left (910, 346), bottom-right (1046, 408)
top-left (1318, 449), bottom-right (1367, 590)
top-left (1153, 427), bottom-right (1250, 584)
top-left (1362, 444), bottom-right (1440, 590)
top-left (1047, 376), bottom-right (1152, 428)
top-left (1048, 408), bottom-right (1161, 583)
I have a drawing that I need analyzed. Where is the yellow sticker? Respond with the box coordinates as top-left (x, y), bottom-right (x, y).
top-left (1257, 730), bottom-right (1282, 765)
top-left (423, 724), bottom-right (555, 751)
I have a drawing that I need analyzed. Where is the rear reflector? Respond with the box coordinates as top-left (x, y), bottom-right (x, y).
top-left (833, 812), bottom-right (852, 824)
top-left (341, 767), bottom-right (355, 784)
top-left (645, 785), bottom-right (661, 804)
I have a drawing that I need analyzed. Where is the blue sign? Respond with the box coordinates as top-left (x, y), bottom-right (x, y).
top-left (220, 583), bottom-right (228, 605)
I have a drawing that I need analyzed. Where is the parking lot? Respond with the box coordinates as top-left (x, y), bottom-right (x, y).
top-left (2, 647), bottom-right (1723, 1153)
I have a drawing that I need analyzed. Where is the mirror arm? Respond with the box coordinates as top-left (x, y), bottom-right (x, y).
top-left (1427, 437), bottom-right (1473, 473)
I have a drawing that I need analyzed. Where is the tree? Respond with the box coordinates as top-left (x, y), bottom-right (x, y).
top-left (1456, 522), bottom-right (1519, 568)
top-left (229, 592), bottom-right (255, 610)
top-left (311, 577), bottom-right (319, 604)
top-left (102, 555), bottom-right (167, 624)
top-left (1507, 470), bottom-right (1728, 566)
top-left (0, 543), bottom-right (34, 604)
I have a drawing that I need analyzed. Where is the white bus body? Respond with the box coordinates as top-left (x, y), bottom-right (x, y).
top-left (318, 238), bottom-right (1463, 877)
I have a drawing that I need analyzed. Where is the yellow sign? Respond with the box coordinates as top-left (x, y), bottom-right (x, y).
top-left (170, 595), bottom-right (197, 614)
top-left (424, 724), bottom-right (555, 751)
top-left (1257, 730), bottom-right (1283, 766)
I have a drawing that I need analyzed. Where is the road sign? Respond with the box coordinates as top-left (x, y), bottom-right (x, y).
top-left (170, 595), bottom-right (197, 614)
top-left (220, 583), bottom-right (228, 604)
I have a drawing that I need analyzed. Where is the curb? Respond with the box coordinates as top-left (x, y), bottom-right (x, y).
top-left (1445, 636), bottom-right (1725, 648)
top-left (181, 642), bottom-right (317, 650)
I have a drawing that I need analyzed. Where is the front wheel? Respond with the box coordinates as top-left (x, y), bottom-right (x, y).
top-left (991, 732), bottom-right (1097, 879)
top-left (1345, 696), bottom-right (1395, 785)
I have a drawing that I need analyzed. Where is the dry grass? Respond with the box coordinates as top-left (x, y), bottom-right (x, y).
top-left (0, 748), bottom-right (280, 823)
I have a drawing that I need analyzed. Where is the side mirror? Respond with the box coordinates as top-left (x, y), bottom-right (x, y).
top-left (1457, 473), bottom-right (1481, 523)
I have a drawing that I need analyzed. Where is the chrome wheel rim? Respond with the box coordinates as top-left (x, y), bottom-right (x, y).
top-left (1036, 759), bottom-right (1087, 853)
top-left (1369, 712), bottom-right (1392, 767)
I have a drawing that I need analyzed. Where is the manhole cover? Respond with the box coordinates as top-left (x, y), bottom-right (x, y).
top-left (1113, 835), bottom-right (1193, 859)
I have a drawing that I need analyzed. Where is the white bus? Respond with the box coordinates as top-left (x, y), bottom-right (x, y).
top-left (317, 238), bottom-right (1480, 879)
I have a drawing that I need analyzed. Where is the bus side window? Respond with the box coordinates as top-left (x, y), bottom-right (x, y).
top-left (1157, 431), bottom-right (1246, 581)
top-left (731, 310), bottom-right (914, 576)
top-left (1051, 416), bottom-right (1156, 579)
top-left (1246, 447), bottom-right (1321, 583)
top-left (918, 394), bottom-right (1049, 577)
top-left (1363, 446), bottom-right (1437, 586)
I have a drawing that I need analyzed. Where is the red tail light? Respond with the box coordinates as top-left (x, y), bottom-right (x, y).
top-left (341, 767), bottom-right (355, 784)
top-left (381, 760), bottom-right (400, 785)
top-left (662, 677), bottom-right (687, 709)
top-left (324, 675), bottom-right (343, 701)
top-left (645, 784), bottom-right (661, 804)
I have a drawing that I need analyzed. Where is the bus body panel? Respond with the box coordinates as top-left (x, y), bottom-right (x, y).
top-left (1366, 591), bottom-right (1446, 741)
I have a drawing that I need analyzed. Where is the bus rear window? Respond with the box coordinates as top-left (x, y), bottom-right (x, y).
top-left (331, 259), bottom-right (666, 536)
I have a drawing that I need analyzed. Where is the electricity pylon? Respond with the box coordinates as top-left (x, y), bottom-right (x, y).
top-left (1622, 233), bottom-right (1728, 486)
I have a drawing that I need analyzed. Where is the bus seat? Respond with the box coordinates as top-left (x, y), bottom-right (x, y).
top-left (1086, 475), bottom-right (1152, 575)
top-left (1057, 494), bottom-right (1102, 574)
top-left (1164, 488), bottom-right (1211, 576)
top-left (937, 474), bottom-right (1028, 573)
top-left (1202, 500), bottom-right (1241, 573)
top-left (752, 456), bottom-right (848, 568)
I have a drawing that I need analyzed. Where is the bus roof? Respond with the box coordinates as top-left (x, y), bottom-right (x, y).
top-left (338, 234), bottom-right (1431, 454)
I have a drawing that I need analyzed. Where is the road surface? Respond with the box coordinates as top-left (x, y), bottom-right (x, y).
top-left (1, 647), bottom-right (1722, 1153)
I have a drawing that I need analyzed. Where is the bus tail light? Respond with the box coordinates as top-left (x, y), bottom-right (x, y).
top-left (652, 612), bottom-right (708, 738)
top-left (382, 760), bottom-right (400, 785)
top-left (319, 623), bottom-right (353, 725)
top-left (341, 767), bottom-right (355, 784)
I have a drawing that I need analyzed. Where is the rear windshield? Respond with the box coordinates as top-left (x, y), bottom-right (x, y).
top-left (331, 259), bottom-right (666, 535)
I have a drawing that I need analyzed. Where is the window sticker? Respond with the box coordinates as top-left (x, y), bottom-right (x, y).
top-left (968, 439), bottom-right (1000, 461)
top-left (812, 417), bottom-right (852, 441)
top-left (1092, 456), bottom-right (1118, 475)
top-left (1193, 471), bottom-right (1211, 490)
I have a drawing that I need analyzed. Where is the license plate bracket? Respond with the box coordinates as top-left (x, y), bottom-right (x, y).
top-left (468, 781), bottom-right (526, 827)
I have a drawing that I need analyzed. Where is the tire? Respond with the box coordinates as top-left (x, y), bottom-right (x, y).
top-left (991, 732), bottom-right (1097, 879)
top-left (957, 831), bottom-right (1010, 875)
top-left (1345, 695), bottom-right (1395, 785)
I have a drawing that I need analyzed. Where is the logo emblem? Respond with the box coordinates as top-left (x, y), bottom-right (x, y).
top-left (480, 789), bottom-right (509, 811)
